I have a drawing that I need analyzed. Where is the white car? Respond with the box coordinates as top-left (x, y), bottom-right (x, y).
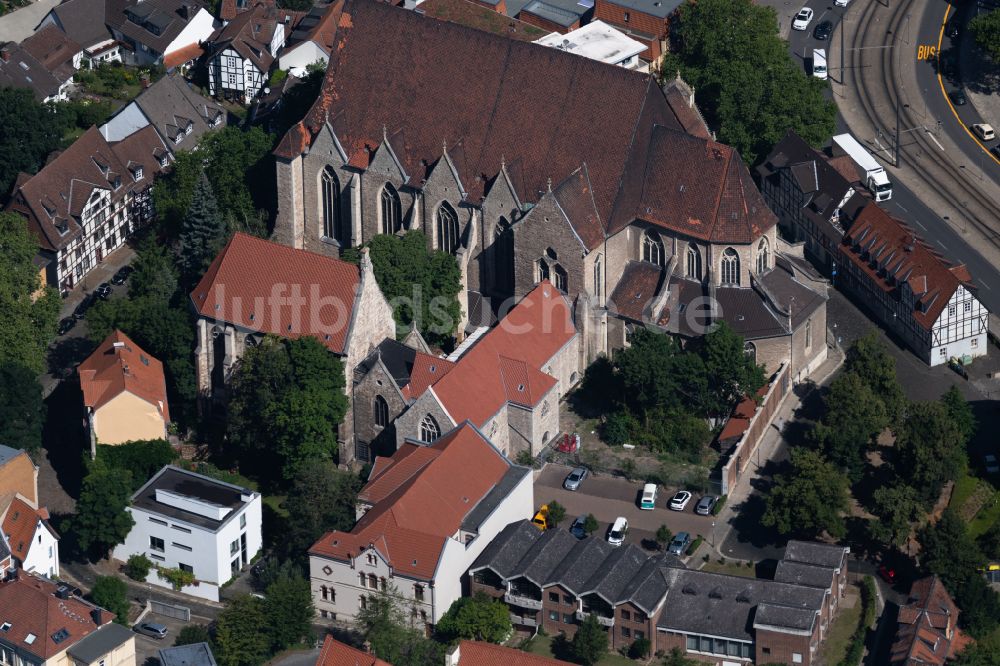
top-left (669, 490), bottom-right (692, 511)
top-left (834, 0), bottom-right (850, 6)
top-left (792, 7), bottom-right (814, 31)
top-left (972, 123), bottom-right (996, 142)
top-left (607, 517), bottom-right (628, 546)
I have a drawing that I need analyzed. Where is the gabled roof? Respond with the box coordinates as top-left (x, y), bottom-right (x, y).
top-left (608, 260), bottom-right (664, 323)
top-left (110, 124), bottom-right (172, 185)
top-left (285, 2), bottom-right (340, 54)
top-left (890, 576), bottom-right (968, 666)
top-left (841, 204), bottom-right (973, 330)
top-left (0, 572), bottom-right (116, 659)
top-left (207, 3), bottom-right (295, 72)
top-left (0, 40), bottom-right (65, 101)
top-left (78, 330), bottom-right (170, 421)
top-left (428, 282), bottom-right (576, 426)
top-left (316, 636), bottom-right (391, 666)
top-left (40, 0), bottom-right (111, 50)
top-left (118, 73), bottom-right (225, 146)
top-left (310, 423), bottom-right (523, 580)
top-left (190, 233), bottom-right (361, 354)
top-left (1, 497), bottom-right (54, 565)
top-left (19, 26), bottom-right (81, 83)
top-left (551, 164), bottom-right (604, 251)
top-left (106, 0), bottom-right (209, 55)
top-left (454, 641), bottom-right (575, 666)
top-left (416, 0), bottom-right (547, 42)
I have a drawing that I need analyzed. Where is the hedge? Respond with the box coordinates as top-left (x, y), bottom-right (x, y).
top-left (713, 494), bottom-right (728, 516)
top-left (687, 537), bottom-right (704, 556)
top-left (839, 576), bottom-right (877, 666)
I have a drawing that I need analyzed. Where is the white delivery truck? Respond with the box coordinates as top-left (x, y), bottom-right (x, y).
top-left (812, 48), bottom-right (828, 80)
top-left (832, 133), bottom-right (893, 201)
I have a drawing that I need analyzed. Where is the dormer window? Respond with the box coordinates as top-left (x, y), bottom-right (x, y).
top-left (185, 122), bottom-right (193, 135)
top-left (112, 177), bottom-right (121, 190)
top-left (158, 154), bottom-right (169, 167)
top-left (133, 166), bottom-right (143, 180)
top-left (174, 132), bottom-right (183, 144)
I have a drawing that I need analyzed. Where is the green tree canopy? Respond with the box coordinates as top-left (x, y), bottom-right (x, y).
top-left (356, 588), bottom-right (443, 666)
top-left (762, 448), bottom-right (849, 538)
top-left (570, 614), bottom-right (609, 666)
top-left (263, 570), bottom-right (314, 651)
top-left (661, 0), bottom-right (836, 164)
top-left (174, 624), bottom-right (212, 647)
top-left (0, 89), bottom-right (65, 197)
top-left (0, 363), bottom-right (46, 455)
top-left (895, 401), bottom-right (968, 507)
top-left (700, 321), bottom-right (767, 416)
top-left (546, 501), bottom-right (567, 529)
top-left (227, 336), bottom-right (349, 486)
top-left (844, 333), bottom-right (906, 424)
top-left (0, 213), bottom-right (60, 374)
top-left (89, 576), bottom-right (130, 625)
top-left (941, 385), bottom-right (976, 444)
top-left (179, 172), bottom-right (227, 281)
top-left (661, 648), bottom-right (700, 666)
top-left (282, 460), bottom-right (360, 559)
top-left (435, 592), bottom-right (512, 643)
top-left (96, 439), bottom-right (176, 491)
top-left (970, 8), bottom-right (1000, 61)
top-left (72, 463), bottom-right (136, 559)
top-left (214, 595), bottom-right (270, 666)
top-left (868, 484), bottom-right (922, 551)
top-left (346, 231), bottom-right (462, 348)
top-left (809, 371), bottom-right (888, 482)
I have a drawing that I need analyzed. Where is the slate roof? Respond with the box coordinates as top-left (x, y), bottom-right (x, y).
top-left (773, 560), bottom-right (836, 589)
top-left (78, 329), bottom-right (170, 421)
top-left (416, 0), bottom-right (547, 42)
top-left (783, 541), bottom-right (848, 569)
top-left (757, 256), bottom-right (828, 329)
top-left (107, 0), bottom-right (208, 56)
top-left (284, 3), bottom-right (339, 53)
top-left (278, 0), bottom-right (698, 227)
top-left (120, 74), bottom-right (224, 146)
top-left (428, 282), bottom-right (576, 426)
top-left (40, 0), bottom-right (111, 49)
top-left (19, 26), bottom-right (81, 83)
top-left (309, 423), bottom-right (521, 580)
top-left (841, 204), bottom-right (974, 331)
top-left (608, 260), bottom-right (664, 323)
top-left (0, 41), bottom-right (65, 101)
top-left (0, 573), bottom-right (116, 659)
top-left (190, 233), bottom-right (361, 354)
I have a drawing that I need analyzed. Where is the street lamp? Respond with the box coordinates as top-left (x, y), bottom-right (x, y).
top-left (710, 521), bottom-right (716, 548)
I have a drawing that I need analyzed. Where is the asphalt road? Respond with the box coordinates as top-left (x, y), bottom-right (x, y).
top-left (0, 0), bottom-right (59, 42)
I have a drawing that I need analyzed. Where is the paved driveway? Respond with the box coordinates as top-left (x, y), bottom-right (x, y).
top-left (0, 0), bottom-right (61, 43)
top-left (133, 611), bottom-right (203, 666)
top-left (534, 464), bottom-right (719, 553)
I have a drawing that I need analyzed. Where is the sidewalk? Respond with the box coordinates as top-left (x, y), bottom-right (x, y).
top-left (711, 340), bottom-right (846, 562)
top-left (959, 6), bottom-right (1000, 131)
top-left (58, 243), bottom-right (136, 318)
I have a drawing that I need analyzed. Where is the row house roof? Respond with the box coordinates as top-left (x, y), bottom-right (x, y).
top-left (78, 329), bottom-right (170, 422)
top-left (841, 204), bottom-right (975, 330)
top-left (106, 73), bottom-right (225, 146)
top-left (475, 520), bottom-right (832, 642)
top-left (0, 39), bottom-right (68, 102)
top-left (41, 0), bottom-right (112, 49)
top-left (309, 422), bottom-right (528, 580)
top-left (890, 576), bottom-right (970, 665)
top-left (190, 233), bottom-right (362, 354)
top-left (8, 125), bottom-right (169, 252)
top-left (276, 0), bottom-right (772, 250)
top-left (106, 0), bottom-right (208, 55)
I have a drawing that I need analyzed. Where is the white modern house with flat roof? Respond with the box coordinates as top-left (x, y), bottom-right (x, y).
top-left (534, 20), bottom-right (646, 70)
top-left (112, 466), bottom-right (262, 602)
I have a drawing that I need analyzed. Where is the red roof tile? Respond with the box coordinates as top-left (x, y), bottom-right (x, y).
top-left (164, 42), bottom-right (204, 69)
top-left (190, 233), bottom-right (360, 354)
top-left (841, 205), bottom-right (973, 331)
top-left (416, 0), bottom-right (548, 42)
top-left (430, 281), bottom-right (576, 426)
top-left (315, 637), bottom-right (391, 666)
top-left (1, 497), bottom-right (50, 564)
top-left (890, 577), bottom-right (963, 666)
top-left (401, 353), bottom-right (455, 401)
top-left (607, 260), bottom-right (663, 323)
top-left (456, 641), bottom-right (575, 666)
top-left (309, 423), bottom-right (511, 579)
top-left (78, 330), bottom-right (169, 421)
top-left (0, 573), bottom-right (116, 659)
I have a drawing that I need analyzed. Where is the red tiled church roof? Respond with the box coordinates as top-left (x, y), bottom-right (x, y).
top-left (190, 233), bottom-right (361, 354)
top-left (309, 423), bottom-right (511, 579)
top-left (78, 330), bottom-right (169, 421)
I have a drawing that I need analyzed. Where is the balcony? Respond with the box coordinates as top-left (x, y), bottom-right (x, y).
top-left (505, 591), bottom-right (543, 610)
top-left (576, 610), bottom-right (615, 627)
top-left (510, 613), bottom-right (538, 628)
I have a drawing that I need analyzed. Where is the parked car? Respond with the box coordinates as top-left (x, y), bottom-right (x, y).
top-left (531, 505), bottom-right (549, 531)
top-left (993, 145), bottom-right (1000, 160)
top-left (607, 517), bottom-right (628, 546)
top-left (834, 0), bottom-right (850, 6)
top-left (111, 265), bottom-right (134, 285)
top-left (73, 293), bottom-right (94, 320)
top-left (792, 7), bottom-right (814, 31)
top-left (695, 495), bottom-right (717, 516)
top-left (985, 454), bottom-right (999, 474)
top-left (134, 622), bottom-right (168, 639)
top-left (640, 483), bottom-right (658, 510)
top-left (668, 532), bottom-right (691, 556)
top-left (57, 317), bottom-right (76, 336)
top-left (813, 20), bottom-right (832, 40)
top-left (95, 282), bottom-right (113, 300)
top-left (972, 123), bottom-right (996, 141)
top-left (878, 564), bottom-right (897, 584)
top-left (669, 490), bottom-right (692, 511)
top-left (570, 515), bottom-right (588, 539)
top-left (563, 466), bottom-right (588, 491)
top-left (950, 90), bottom-right (967, 106)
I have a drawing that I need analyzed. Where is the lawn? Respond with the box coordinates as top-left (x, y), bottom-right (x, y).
top-left (950, 473), bottom-right (981, 513)
top-left (949, 472), bottom-right (1000, 538)
top-left (818, 593), bottom-right (862, 666)
top-left (699, 560), bottom-right (757, 578)
top-left (523, 633), bottom-right (637, 666)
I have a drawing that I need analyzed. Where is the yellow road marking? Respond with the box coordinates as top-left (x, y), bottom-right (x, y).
top-left (937, 3), bottom-right (1000, 166)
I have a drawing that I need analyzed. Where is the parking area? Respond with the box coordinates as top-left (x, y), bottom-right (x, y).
top-left (132, 609), bottom-right (205, 666)
top-left (534, 463), bottom-right (719, 554)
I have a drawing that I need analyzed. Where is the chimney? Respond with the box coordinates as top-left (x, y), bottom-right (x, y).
top-left (91, 609), bottom-right (105, 626)
top-left (178, 3), bottom-right (190, 19)
top-left (113, 341), bottom-right (125, 349)
top-left (0, 47), bottom-right (9, 62)
top-left (55, 584), bottom-right (71, 599)
top-left (445, 644), bottom-right (461, 666)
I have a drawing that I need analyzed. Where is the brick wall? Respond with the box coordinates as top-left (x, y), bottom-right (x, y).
top-left (517, 10), bottom-right (579, 33)
top-left (0, 453), bottom-right (37, 508)
top-left (720, 362), bottom-right (789, 495)
top-left (592, 0), bottom-right (668, 60)
top-left (755, 626), bottom-right (818, 666)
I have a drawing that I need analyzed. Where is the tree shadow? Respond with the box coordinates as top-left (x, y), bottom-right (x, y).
top-left (42, 380), bottom-right (88, 499)
top-left (728, 493), bottom-right (783, 551)
top-left (48, 337), bottom-right (97, 380)
top-left (550, 634), bottom-right (575, 663)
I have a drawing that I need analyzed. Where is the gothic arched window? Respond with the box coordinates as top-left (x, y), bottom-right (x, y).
top-left (419, 414), bottom-right (441, 443)
top-left (321, 166), bottom-right (344, 243)
top-left (373, 395), bottom-right (388, 428)
top-left (437, 202), bottom-right (459, 254)
top-left (686, 244), bottom-right (702, 280)
top-left (493, 216), bottom-right (513, 294)
top-left (642, 229), bottom-right (664, 266)
top-left (380, 183), bottom-right (402, 235)
top-left (593, 257), bottom-right (602, 299)
top-left (537, 258), bottom-right (550, 283)
top-left (554, 264), bottom-right (568, 293)
top-left (756, 237), bottom-right (770, 274)
top-left (721, 247), bottom-right (741, 285)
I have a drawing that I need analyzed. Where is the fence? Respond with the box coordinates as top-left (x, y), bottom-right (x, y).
top-left (150, 600), bottom-right (191, 622)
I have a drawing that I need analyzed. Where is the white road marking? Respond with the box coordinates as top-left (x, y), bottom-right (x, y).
top-left (980, 279), bottom-right (992, 290)
top-left (925, 130), bottom-right (945, 151)
top-left (937, 240), bottom-right (948, 250)
top-left (913, 219), bottom-right (927, 230)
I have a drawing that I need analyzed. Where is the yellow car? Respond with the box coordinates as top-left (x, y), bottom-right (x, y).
top-left (531, 505), bottom-right (549, 531)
